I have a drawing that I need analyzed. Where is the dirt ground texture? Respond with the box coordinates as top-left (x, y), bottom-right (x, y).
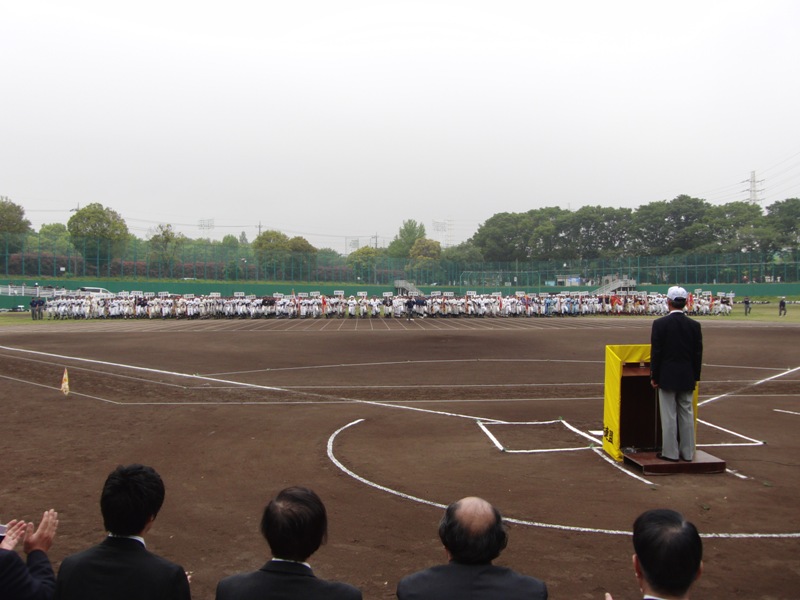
top-left (1, 315), bottom-right (799, 599)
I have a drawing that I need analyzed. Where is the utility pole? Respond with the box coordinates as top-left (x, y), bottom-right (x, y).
top-left (741, 171), bottom-right (765, 204)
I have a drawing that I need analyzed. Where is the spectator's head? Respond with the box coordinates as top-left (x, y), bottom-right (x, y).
top-left (261, 486), bottom-right (328, 562)
top-left (666, 286), bottom-right (688, 310)
top-left (632, 509), bottom-right (703, 598)
top-left (438, 496), bottom-right (508, 564)
top-left (101, 464), bottom-right (165, 536)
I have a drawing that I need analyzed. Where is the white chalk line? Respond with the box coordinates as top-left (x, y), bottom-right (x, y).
top-left (0, 375), bottom-right (125, 404)
top-left (326, 419), bottom-right (628, 536)
top-left (479, 419), bottom-right (602, 454)
top-left (0, 352), bottom-right (191, 389)
top-left (207, 359), bottom-right (791, 380)
top-left (704, 363), bottom-right (790, 372)
top-left (0, 345), bottom-right (361, 405)
top-left (699, 365), bottom-right (800, 407)
top-left (0, 345), bottom-right (286, 392)
top-left (359, 397), bottom-right (603, 404)
top-left (477, 421), bottom-right (505, 451)
top-left (349, 399), bottom-right (508, 424)
top-left (291, 382), bottom-right (604, 389)
top-left (328, 419), bottom-right (800, 539)
top-left (696, 419), bottom-right (764, 446)
top-left (204, 357), bottom-right (605, 377)
top-left (288, 380), bottom-right (796, 390)
top-left (477, 421), bottom-right (656, 486)
top-left (774, 409), bottom-right (800, 416)
top-left (591, 446), bottom-right (655, 485)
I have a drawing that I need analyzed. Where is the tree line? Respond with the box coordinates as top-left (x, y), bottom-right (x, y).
top-left (1, 195), bottom-right (799, 276)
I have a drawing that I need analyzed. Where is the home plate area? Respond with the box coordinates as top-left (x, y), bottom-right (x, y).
top-left (478, 419), bottom-right (599, 454)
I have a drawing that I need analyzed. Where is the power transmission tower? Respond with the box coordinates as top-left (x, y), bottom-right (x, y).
top-left (741, 171), bottom-right (765, 203)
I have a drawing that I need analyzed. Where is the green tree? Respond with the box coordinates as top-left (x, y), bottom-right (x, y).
top-left (471, 212), bottom-right (533, 261)
top-left (33, 223), bottom-right (75, 256)
top-left (630, 195), bottom-right (711, 255)
top-left (0, 196), bottom-right (33, 253)
top-left (765, 197), bottom-right (800, 248)
top-left (407, 238), bottom-right (443, 283)
top-left (148, 224), bottom-right (187, 271)
top-left (527, 206), bottom-right (573, 260)
top-left (317, 247), bottom-right (345, 267)
top-left (387, 220), bottom-right (426, 258)
top-left (567, 205), bottom-right (634, 259)
top-left (288, 236), bottom-right (317, 254)
top-left (409, 238), bottom-right (441, 261)
top-left (700, 201), bottom-right (768, 253)
top-left (287, 236), bottom-right (317, 278)
top-left (67, 202), bottom-right (129, 261)
top-left (346, 245), bottom-right (384, 283)
top-left (252, 229), bottom-right (291, 275)
top-left (221, 234), bottom-right (240, 251)
top-left (629, 201), bottom-right (672, 255)
top-left (667, 195), bottom-right (712, 251)
top-left (441, 241), bottom-right (484, 264)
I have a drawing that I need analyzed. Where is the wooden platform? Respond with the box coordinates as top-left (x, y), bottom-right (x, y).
top-left (623, 450), bottom-right (726, 475)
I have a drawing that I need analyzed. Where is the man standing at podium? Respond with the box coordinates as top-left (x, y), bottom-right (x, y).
top-left (650, 286), bottom-right (703, 462)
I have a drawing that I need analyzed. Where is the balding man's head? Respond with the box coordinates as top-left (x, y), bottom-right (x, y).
top-left (438, 497), bottom-right (508, 564)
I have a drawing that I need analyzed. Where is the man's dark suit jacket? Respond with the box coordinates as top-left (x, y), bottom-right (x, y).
top-left (215, 559), bottom-right (362, 600)
top-left (650, 311), bottom-right (703, 391)
top-left (0, 548), bottom-right (56, 600)
top-left (396, 561), bottom-right (548, 600)
top-left (54, 536), bottom-right (191, 600)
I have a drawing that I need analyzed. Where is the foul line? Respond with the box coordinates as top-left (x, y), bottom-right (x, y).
top-left (775, 409), bottom-right (800, 416)
top-left (699, 365), bottom-right (800, 407)
top-left (0, 345), bottom-right (286, 392)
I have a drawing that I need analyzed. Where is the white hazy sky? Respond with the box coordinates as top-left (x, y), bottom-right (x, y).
top-left (3, 1), bottom-right (800, 253)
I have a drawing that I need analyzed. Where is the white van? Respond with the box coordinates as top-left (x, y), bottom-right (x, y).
top-left (78, 287), bottom-right (112, 296)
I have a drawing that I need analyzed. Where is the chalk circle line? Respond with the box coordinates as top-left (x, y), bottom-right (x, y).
top-left (326, 419), bottom-right (800, 540)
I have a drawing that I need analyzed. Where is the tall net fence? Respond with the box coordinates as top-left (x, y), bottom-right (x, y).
top-left (2, 232), bottom-right (799, 287)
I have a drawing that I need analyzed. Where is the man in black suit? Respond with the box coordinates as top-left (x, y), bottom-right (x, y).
top-left (215, 486), bottom-right (361, 600)
top-left (605, 508), bottom-right (703, 600)
top-left (650, 286), bottom-right (703, 462)
top-left (0, 509), bottom-right (59, 600)
top-left (54, 464), bottom-right (191, 600)
top-left (396, 496), bottom-right (548, 600)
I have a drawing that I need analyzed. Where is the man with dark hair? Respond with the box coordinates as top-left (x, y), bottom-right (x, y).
top-left (215, 486), bottom-right (361, 600)
top-left (396, 496), bottom-right (547, 600)
top-left (650, 286), bottom-right (703, 462)
top-left (54, 464), bottom-right (191, 600)
top-left (606, 508), bottom-right (703, 600)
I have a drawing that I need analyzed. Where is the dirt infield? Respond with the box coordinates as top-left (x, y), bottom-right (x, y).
top-left (1, 316), bottom-right (799, 599)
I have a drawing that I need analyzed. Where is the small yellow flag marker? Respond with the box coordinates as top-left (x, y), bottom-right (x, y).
top-left (61, 368), bottom-right (70, 396)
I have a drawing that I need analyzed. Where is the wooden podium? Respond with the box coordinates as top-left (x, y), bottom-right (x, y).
top-left (618, 363), bottom-right (661, 451)
top-left (603, 344), bottom-right (725, 475)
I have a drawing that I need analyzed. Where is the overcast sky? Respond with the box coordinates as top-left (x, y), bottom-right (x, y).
top-left (3, 1), bottom-right (799, 253)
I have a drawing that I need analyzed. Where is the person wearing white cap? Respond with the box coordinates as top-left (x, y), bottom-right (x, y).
top-left (650, 286), bottom-right (703, 462)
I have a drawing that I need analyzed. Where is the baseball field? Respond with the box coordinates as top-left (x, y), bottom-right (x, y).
top-left (1, 313), bottom-right (798, 599)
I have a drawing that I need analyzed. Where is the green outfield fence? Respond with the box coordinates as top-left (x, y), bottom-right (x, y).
top-left (2, 232), bottom-right (799, 290)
